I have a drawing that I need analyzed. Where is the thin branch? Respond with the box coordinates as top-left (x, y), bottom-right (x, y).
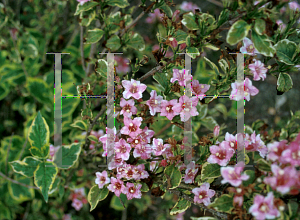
top-left (83, 104), bottom-right (106, 150)
top-left (206, 0), bottom-right (223, 7)
top-left (167, 188), bottom-right (229, 220)
top-left (154, 122), bottom-right (172, 137)
top-left (0, 171), bottom-right (39, 190)
top-left (80, 26), bottom-right (86, 73)
top-left (18, 136), bottom-right (28, 161)
top-left (138, 63), bottom-right (166, 82)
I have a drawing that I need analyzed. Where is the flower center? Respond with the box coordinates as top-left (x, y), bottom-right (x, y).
top-left (129, 123), bottom-right (133, 127)
top-left (135, 140), bottom-right (139, 144)
top-left (201, 85), bottom-right (204, 89)
top-left (126, 109), bottom-right (130, 112)
top-left (155, 100), bottom-right (158, 104)
top-left (130, 188), bottom-right (135, 193)
top-left (278, 169), bottom-right (284, 175)
top-left (230, 142), bottom-right (235, 147)
top-left (244, 92), bottom-right (248, 96)
top-left (166, 107), bottom-right (170, 111)
top-left (236, 188), bottom-right (242, 193)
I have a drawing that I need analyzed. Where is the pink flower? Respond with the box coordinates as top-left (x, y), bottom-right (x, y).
top-left (207, 141), bottom-right (235, 166)
top-left (240, 37), bottom-right (259, 55)
top-left (120, 98), bottom-right (137, 117)
top-left (48, 144), bottom-right (60, 161)
top-left (264, 164), bottom-right (297, 194)
top-left (149, 161), bottom-right (157, 171)
top-left (191, 80), bottom-right (210, 100)
top-left (63, 214), bottom-right (72, 220)
top-left (289, 1), bottom-right (300, 10)
top-left (132, 164), bottom-right (149, 180)
top-left (225, 132), bottom-right (237, 150)
top-left (173, 95), bottom-right (199, 122)
top-left (180, 1), bottom-right (201, 13)
top-left (245, 132), bottom-right (268, 158)
top-left (180, 43), bottom-right (187, 50)
top-left (121, 117), bottom-right (143, 138)
top-left (133, 144), bottom-right (152, 159)
top-left (72, 198), bottom-right (83, 211)
top-left (266, 140), bottom-right (289, 163)
top-left (114, 55), bottom-right (130, 74)
top-left (221, 162), bottom-right (250, 187)
top-left (276, 20), bottom-right (286, 31)
top-left (146, 90), bottom-right (163, 116)
top-left (95, 171), bottom-right (110, 189)
top-left (122, 79), bottom-right (147, 100)
top-left (108, 157), bottom-right (124, 170)
top-left (191, 182), bottom-right (215, 206)
top-left (230, 78), bottom-right (259, 101)
top-left (163, 144), bottom-right (174, 159)
top-left (145, 8), bottom-right (164, 24)
top-left (249, 192), bottom-right (280, 220)
top-left (115, 138), bottom-right (132, 161)
top-left (77, 0), bottom-right (90, 6)
top-left (152, 138), bottom-right (167, 156)
top-left (160, 159), bottom-right (168, 167)
top-left (249, 59), bottom-right (268, 81)
top-left (99, 127), bottom-right (118, 157)
top-left (213, 125), bottom-right (220, 137)
top-left (184, 161), bottom-right (199, 184)
top-left (281, 137), bottom-right (300, 166)
top-left (107, 177), bottom-right (126, 197)
top-left (160, 99), bottom-right (179, 121)
top-left (170, 69), bottom-right (192, 87)
top-left (123, 182), bottom-right (142, 200)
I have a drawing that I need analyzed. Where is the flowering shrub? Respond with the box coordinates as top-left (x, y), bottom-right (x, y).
top-left (1, 0), bottom-right (300, 220)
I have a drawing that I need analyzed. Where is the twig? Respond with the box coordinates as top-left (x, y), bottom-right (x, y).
top-left (154, 122), bottom-right (172, 137)
top-left (0, 171), bottom-right (39, 190)
top-left (22, 202), bottom-right (30, 220)
top-left (138, 63), bottom-right (166, 82)
top-left (6, 132), bottom-right (14, 175)
top-left (121, 206), bottom-right (127, 220)
top-left (119, 196), bottom-right (126, 209)
top-left (167, 188), bottom-right (229, 220)
top-left (80, 26), bottom-right (86, 73)
top-left (18, 136), bottom-right (28, 161)
top-left (83, 105), bottom-right (106, 150)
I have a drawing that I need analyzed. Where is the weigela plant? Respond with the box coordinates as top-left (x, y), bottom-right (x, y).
top-left (2, 0), bottom-right (300, 220)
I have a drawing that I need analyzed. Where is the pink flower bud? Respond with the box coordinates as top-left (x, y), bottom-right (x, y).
top-left (180, 43), bottom-right (187, 50)
top-left (169, 37), bottom-right (178, 48)
top-left (160, 160), bottom-right (168, 167)
top-left (117, 85), bottom-right (122, 90)
top-left (213, 125), bottom-right (220, 137)
top-left (172, 10), bottom-right (180, 22)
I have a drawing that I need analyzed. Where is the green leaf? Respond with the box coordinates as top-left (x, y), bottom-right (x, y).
top-left (34, 161), bottom-right (58, 202)
top-left (106, 0), bottom-right (129, 8)
top-left (106, 35), bottom-right (121, 51)
top-left (0, 83), bottom-right (9, 101)
top-left (200, 116), bottom-right (218, 131)
top-left (126, 32), bottom-right (145, 51)
top-left (74, 1), bottom-right (99, 15)
top-left (288, 201), bottom-right (299, 218)
top-left (197, 104), bottom-right (208, 120)
top-left (164, 164), bottom-right (182, 189)
top-left (256, 158), bottom-right (271, 172)
top-left (208, 194), bottom-right (234, 213)
top-left (274, 39), bottom-right (297, 65)
top-left (251, 31), bottom-right (275, 57)
top-left (9, 157), bottom-right (41, 178)
top-left (226, 20), bottom-right (250, 45)
top-left (95, 59), bottom-right (108, 78)
top-left (88, 135), bottom-right (99, 143)
top-left (242, 170), bottom-right (255, 186)
top-left (170, 198), bottom-right (191, 215)
top-left (218, 59), bottom-right (229, 74)
top-left (254, 19), bottom-right (266, 35)
top-left (186, 47), bottom-right (200, 59)
top-left (201, 162), bottom-right (221, 180)
top-left (0, 202), bottom-right (11, 219)
top-left (49, 177), bottom-right (61, 194)
top-left (181, 12), bottom-right (199, 30)
top-left (203, 57), bottom-right (219, 75)
top-left (80, 9), bottom-right (96, 26)
top-left (110, 193), bottom-right (128, 211)
top-left (141, 182), bottom-right (149, 192)
top-left (26, 77), bottom-right (51, 105)
top-left (277, 73), bottom-right (293, 93)
top-left (153, 71), bottom-right (169, 91)
top-left (175, 30), bottom-right (188, 44)
top-left (88, 185), bottom-right (109, 211)
top-left (85, 28), bottom-right (104, 44)
top-left (28, 111), bottom-right (50, 159)
top-left (204, 43), bottom-right (220, 51)
top-left (70, 120), bottom-right (88, 130)
top-left (53, 143), bottom-right (81, 169)
top-left (8, 174), bottom-right (35, 203)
